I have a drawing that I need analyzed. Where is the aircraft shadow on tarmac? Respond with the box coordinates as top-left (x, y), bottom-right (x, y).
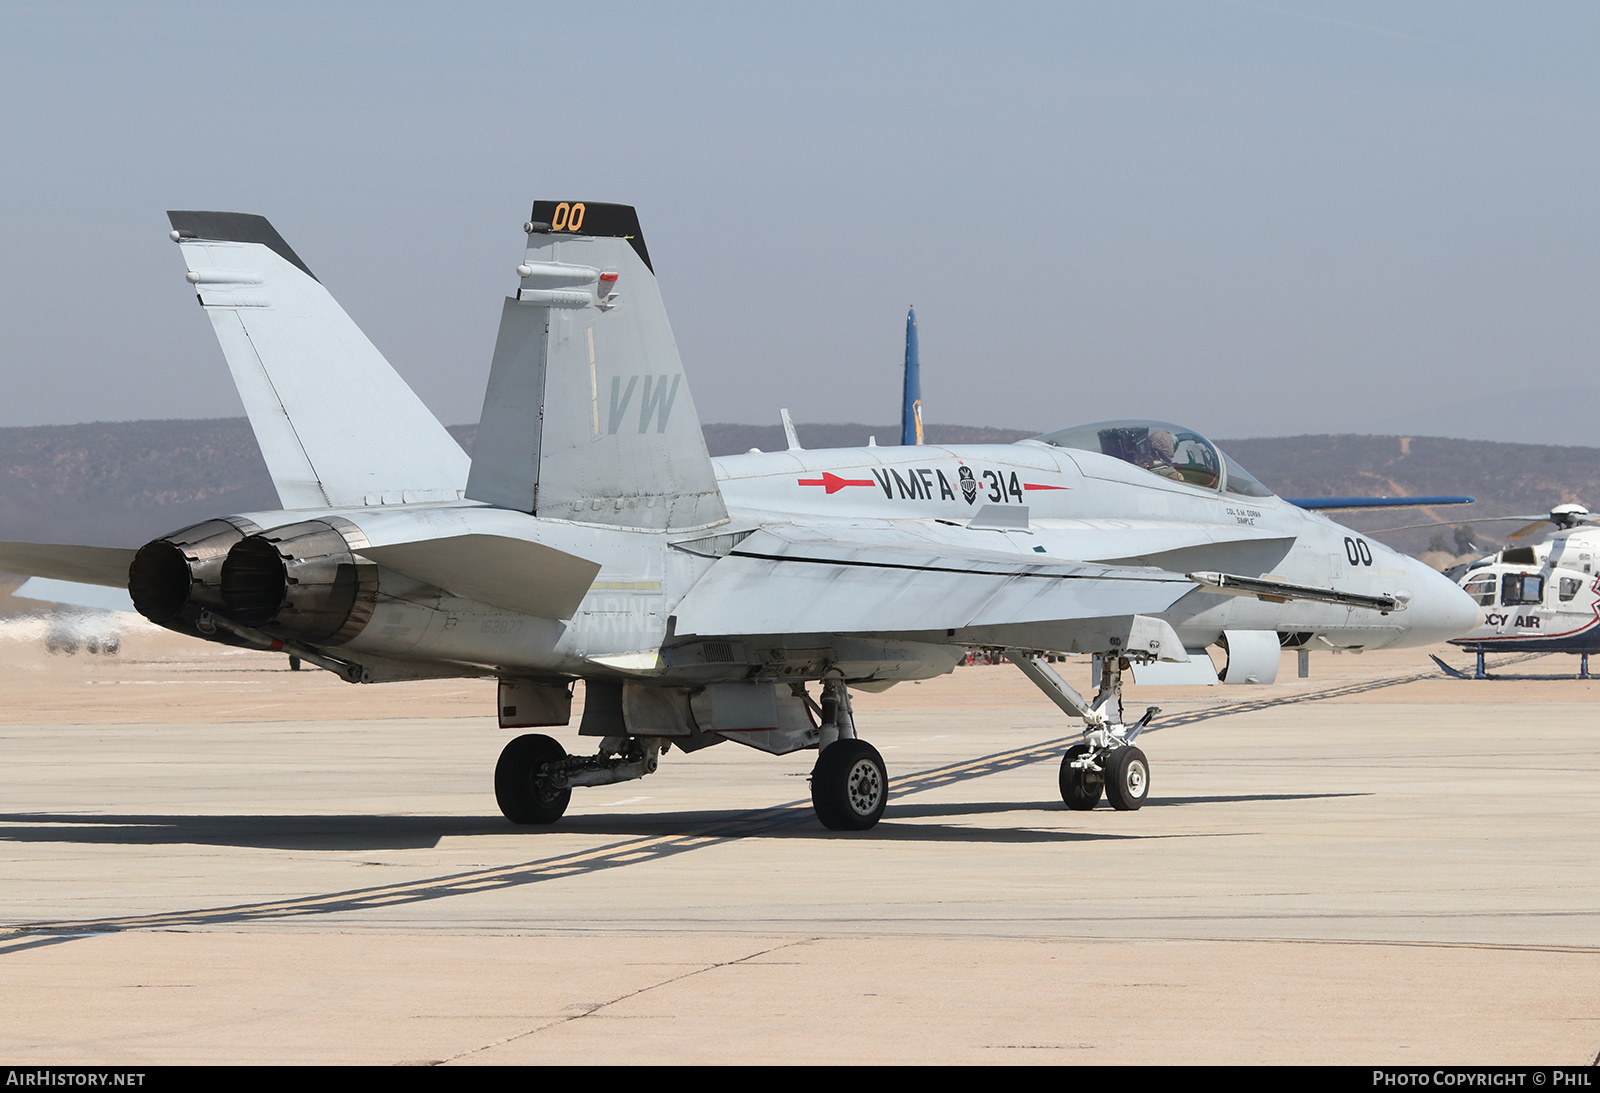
top-left (0, 813), bottom-right (502, 851)
top-left (885, 792), bottom-right (1366, 819)
top-left (0, 809), bottom-right (1133, 849)
top-left (0, 792), bottom-right (1365, 851)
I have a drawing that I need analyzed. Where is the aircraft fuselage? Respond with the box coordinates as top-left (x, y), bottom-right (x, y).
top-left (199, 439), bottom-right (1474, 685)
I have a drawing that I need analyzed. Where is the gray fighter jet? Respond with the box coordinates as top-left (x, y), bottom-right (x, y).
top-left (0, 201), bottom-right (1478, 830)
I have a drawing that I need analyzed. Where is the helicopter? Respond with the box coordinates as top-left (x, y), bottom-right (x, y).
top-left (1377, 504), bottom-right (1600, 679)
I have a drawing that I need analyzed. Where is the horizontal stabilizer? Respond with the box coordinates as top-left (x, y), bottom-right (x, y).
top-left (672, 528), bottom-right (1192, 639)
top-left (0, 542), bottom-right (136, 588)
top-left (169, 211), bottom-right (470, 509)
top-left (357, 534), bottom-right (601, 620)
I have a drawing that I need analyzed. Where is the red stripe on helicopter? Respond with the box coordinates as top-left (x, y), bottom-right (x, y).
top-left (798, 472), bottom-right (878, 494)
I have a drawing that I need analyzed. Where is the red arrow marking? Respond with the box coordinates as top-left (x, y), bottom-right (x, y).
top-left (1023, 483), bottom-right (1071, 491)
top-left (798, 472), bottom-right (878, 495)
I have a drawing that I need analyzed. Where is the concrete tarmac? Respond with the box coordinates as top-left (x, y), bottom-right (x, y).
top-left (1, 620), bottom-right (1598, 1064)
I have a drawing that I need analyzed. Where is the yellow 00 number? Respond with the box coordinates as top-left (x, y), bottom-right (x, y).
top-left (551, 202), bottom-right (587, 231)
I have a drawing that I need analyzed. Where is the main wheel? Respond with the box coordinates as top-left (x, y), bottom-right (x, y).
top-left (811, 739), bottom-right (888, 831)
top-left (495, 734), bottom-right (572, 824)
top-left (1103, 746), bottom-right (1150, 811)
top-left (1059, 744), bottom-right (1104, 810)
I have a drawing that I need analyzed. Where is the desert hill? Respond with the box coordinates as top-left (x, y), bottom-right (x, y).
top-left (2, 418), bottom-right (1594, 560)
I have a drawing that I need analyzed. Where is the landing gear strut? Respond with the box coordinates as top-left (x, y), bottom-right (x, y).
top-left (810, 676), bottom-right (888, 830)
top-left (494, 734), bottom-right (664, 826)
top-left (1011, 651), bottom-right (1157, 812)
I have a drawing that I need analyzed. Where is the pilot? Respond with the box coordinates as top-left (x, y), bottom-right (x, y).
top-left (1144, 429), bottom-right (1185, 481)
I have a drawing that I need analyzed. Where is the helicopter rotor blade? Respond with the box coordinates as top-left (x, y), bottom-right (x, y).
top-left (1365, 515), bottom-right (1547, 534)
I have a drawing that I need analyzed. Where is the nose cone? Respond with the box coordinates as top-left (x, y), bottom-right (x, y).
top-left (1395, 557), bottom-right (1480, 647)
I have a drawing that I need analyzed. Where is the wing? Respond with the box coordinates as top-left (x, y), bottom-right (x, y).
top-left (0, 542), bottom-right (136, 588)
top-left (12, 577), bottom-right (136, 614)
top-left (671, 527), bottom-right (1195, 651)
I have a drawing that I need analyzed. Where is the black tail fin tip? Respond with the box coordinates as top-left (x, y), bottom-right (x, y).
top-left (165, 211), bottom-right (318, 282)
top-left (526, 201), bottom-right (651, 272)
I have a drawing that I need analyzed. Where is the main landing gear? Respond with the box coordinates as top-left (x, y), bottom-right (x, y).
top-left (495, 676), bottom-right (890, 832)
top-left (810, 676), bottom-right (888, 831)
top-left (1013, 651), bottom-right (1156, 812)
top-left (495, 733), bottom-right (571, 824)
top-left (495, 733), bottom-right (664, 825)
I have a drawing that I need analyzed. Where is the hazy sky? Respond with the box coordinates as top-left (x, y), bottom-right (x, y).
top-left (2, 2), bottom-right (1596, 443)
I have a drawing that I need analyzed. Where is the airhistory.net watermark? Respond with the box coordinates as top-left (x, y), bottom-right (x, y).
top-left (5, 1074), bottom-right (145, 1087)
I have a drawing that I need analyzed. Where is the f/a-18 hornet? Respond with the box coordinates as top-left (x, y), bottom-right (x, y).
top-left (0, 201), bottom-right (1479, 830)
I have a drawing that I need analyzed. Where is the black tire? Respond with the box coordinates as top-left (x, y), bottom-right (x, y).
top-left (1103, 746), bottom-right (1150, 811)
top-left (1059, 744), bottom-right (1104, 810)
top-left (811, 739), bottom-right (888, 831)
top-left (495, 734), bottom-right (572, 824)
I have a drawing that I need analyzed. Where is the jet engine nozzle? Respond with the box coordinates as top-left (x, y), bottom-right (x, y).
top-left (128, 517), bottom-right (264, 624)
top-left (220, 517), bottom-right (377, 645)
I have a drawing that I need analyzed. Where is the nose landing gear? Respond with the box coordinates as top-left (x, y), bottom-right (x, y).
top-left (1013, 652), bottom-right (1157, 812)
top-left (1101, 744), bottom-right (1150, 810)
top-left (1059, 743), bottom-right (1105, 810)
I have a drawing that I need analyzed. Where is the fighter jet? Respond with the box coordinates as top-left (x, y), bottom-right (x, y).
top-left (0, 201), bottom-right (1479, 830)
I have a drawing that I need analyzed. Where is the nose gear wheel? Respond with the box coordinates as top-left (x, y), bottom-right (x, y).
top-left (1059, 743), bottom-right (1105, 810)
top-left (1103, 745), bottom-right (1149, 811)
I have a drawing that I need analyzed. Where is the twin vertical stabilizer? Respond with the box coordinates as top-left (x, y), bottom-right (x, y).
top-left (465, 202), bottom-right (727, 531)
top-left (169, 211), bottom-right (470, 509)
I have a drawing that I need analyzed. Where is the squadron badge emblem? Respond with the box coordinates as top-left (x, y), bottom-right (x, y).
top-left (958, 464), bottom-right (978, 504)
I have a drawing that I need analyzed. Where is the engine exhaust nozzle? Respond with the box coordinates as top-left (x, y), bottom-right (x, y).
top-left (128, 517), bottom-right (262, 624)
top-left (220, 517), bottom-right (377, 645)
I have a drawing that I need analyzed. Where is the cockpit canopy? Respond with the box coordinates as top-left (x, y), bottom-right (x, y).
top-left (1032, 420), bottom-right (1273, 498)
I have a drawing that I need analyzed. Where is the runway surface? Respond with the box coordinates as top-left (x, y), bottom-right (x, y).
top-left (1, 619), bottom-right (1597, 1064)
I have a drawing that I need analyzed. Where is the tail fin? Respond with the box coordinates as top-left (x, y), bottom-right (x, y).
top-left (901, 306), bottom-right (923, 445)
top-left (168, 211), bottom-right (470, 509)
top-left (465, 201), bottom-right (727, 530)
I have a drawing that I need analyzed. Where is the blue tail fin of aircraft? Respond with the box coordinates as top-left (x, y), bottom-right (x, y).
top-left (901, 306), bottom-right (923, 445)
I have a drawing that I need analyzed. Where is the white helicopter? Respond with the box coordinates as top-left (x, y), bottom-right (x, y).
top-left (1379, 504), bottom-right (1600, 678)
